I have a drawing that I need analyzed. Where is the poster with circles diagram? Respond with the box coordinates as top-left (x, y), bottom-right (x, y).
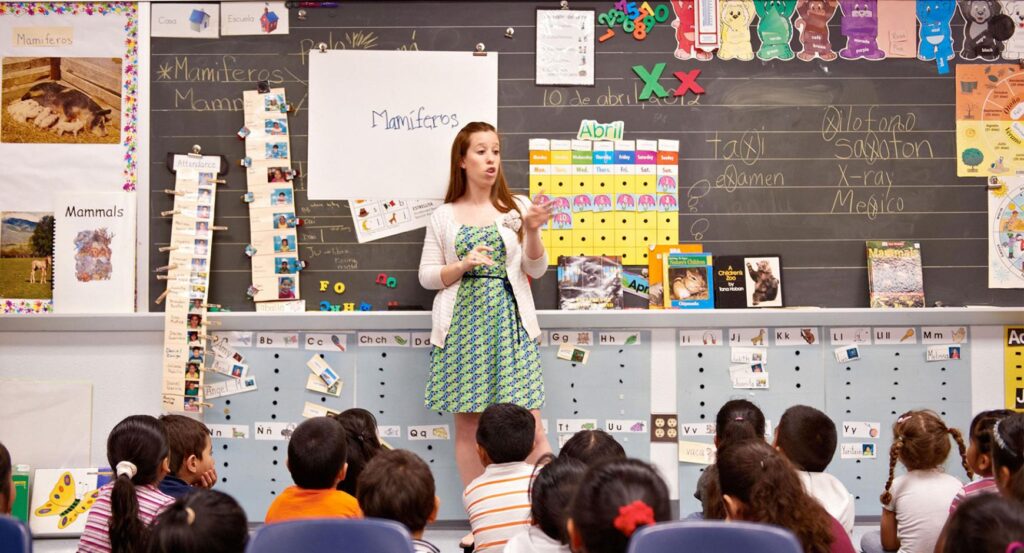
top-left (956, 65), bottom-right (1024, 177)
top-left (989, 177), bottom-right (1024, 288)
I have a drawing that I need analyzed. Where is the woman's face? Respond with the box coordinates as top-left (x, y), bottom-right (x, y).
top-left (461, 131), bottom-right (500, 188)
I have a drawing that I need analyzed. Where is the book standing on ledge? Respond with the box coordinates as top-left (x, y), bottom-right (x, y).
top-left (866, 241), bottom-right (925, 308)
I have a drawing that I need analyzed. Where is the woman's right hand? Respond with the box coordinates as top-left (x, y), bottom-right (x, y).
top-left (460, 244), bottom-right (495, 272)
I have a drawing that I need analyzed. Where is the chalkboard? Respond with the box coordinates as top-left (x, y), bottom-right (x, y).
top-left (149, 2), bottom-right (1024, 311)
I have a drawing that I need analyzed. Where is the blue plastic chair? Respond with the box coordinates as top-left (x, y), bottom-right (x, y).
top-left (245, 518), bottom-right (415, 553)
top-left (0, 515), bottom-right (32, 553)
top-left (627, 520), bottom-right (803, 553)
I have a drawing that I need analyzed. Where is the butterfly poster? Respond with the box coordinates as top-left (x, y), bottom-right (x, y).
top-left (30, 468), bottom-right (103, 536)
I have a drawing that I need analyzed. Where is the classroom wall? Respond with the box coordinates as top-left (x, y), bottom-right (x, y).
top-left (0, 319), bottom-right (1007, 522)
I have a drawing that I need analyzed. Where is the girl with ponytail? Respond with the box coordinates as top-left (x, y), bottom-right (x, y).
top-left (147, 490), bottom-right (248, 553)
top-left (78, 415), bottom-right (174, 553)
top-left (861, 410), bottom-right (971, 553)
top-left (991, 412), bottom-right (1024, 503)
top-left (716, 440), bottom-right (854, 553)
top-left (566, 459), bottom-right (671, 553)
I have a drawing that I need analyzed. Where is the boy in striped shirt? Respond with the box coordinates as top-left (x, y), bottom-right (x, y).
top-left (463, 403), bottom-right (537, 552)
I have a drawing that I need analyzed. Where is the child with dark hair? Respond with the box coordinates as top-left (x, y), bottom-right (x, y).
top-left (566, 458), bottom-right (671, 553)
top-left (774, 405), bottom-right (854, 536)
top-left (693, 399), bottom-right (766, 519)
top-left (329, 408), bottom-right (384, 497)
top-left (506, 454), bottom-right (586, 553)
top-left (558, 430), bottom-right (625, 467)
top-left (717, 440), bottom-right (854, 553)
top-left (861, 410), bottom-right (971, 553)
top-left (79, 415), bottom-right (175, 553)
top-left (950, 409), bottom-right (1015, 512)
top-left (464, 403), bottom-right (537, 552)
top-left (146, 490), bottom-right (248, 553)
top-left (158, 415), bottom-right (216, 499)
top-left (264, 417), bottom-right (361, 523)
top-left (0, 441), bottom-right (11, 515)
top-left (943, 493), bottom-right (1024, 553)
top-left (356, 450), bottom-right (440, 553)
top-left (992, 412), bottom-right (1024, 502)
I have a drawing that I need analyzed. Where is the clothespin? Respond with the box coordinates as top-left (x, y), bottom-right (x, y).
top-left (155, 289), bottom-right (170, 304)
top-left (211, 225), bottom-right (228, 231)
top-left (154, 264), bottom-right (178, 273)
top-left (164, 189), bottom-right (184, 196)
top-left (158, 245), bottom-right (178, 253)
top-left (161, 209), bottom-right (181, 217)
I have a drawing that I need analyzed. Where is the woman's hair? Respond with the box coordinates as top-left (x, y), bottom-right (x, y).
top-left (715, 399), bottom-right (766, 447)
top-left (530, 454), bottom-right (587, 544)
top-left (328, 408), bottom-right (383, 496)
top-left (444, 121), bottom-right (523, 241)
top-left (716, 440), bottom-right (834, 553)
top-left (107, 415), bottom-right (170, 553)
top-left (0, 441), bottom-right (11, 515)
top-left (146, 490), bottom-right (248, 553)
top-left (992, 413), bottom-right (1024, 502)
top-left (569, 459), bottom-right (671, 553)
top-left (881, 410), bottom-right (971, 505)
top-left (559, 430), bottom-right (626, 467)
top-left (943, 493), bottom-right (1024, 553)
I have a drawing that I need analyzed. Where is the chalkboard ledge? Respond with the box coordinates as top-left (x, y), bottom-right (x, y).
top-left (1, 308), bottom-right (1021, 333)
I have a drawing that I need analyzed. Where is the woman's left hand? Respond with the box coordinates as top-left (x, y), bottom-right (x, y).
top-left (523, 200), bottom-right (553, 231)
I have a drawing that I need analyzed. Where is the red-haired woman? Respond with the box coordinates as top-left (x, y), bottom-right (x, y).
top-left (419, 122), bottom-right (553, 488)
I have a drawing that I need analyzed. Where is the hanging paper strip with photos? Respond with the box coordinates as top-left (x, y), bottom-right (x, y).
top-left (242, 87), bottom-right (301, 304)
top-left (529, 138), bottom-right (679, 267)
top-left (159, 154), bottom-right (222, 414)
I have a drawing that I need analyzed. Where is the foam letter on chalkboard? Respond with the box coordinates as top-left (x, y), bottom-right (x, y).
top-left (917, 0), bottom-right (956, 73)
top-left (632, 63), bottom-right (669, 100)
top-left (673, 70), bottom-right (706, 96)
top-left (718, 0), bottom-right (757, 60)
top-left (754, 0), bottom-right (797, 60)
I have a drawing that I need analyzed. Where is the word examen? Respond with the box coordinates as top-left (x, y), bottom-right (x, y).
top-left (371, 106), bottom-right (460, 130)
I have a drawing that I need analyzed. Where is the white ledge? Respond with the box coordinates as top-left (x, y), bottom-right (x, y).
top-left (0, 307), bottom-right (1021, 332)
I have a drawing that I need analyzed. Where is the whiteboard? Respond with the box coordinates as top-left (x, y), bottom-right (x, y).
top-left (308, 50), bottom-right (498, 200)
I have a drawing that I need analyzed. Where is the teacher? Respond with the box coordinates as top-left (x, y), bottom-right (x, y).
top-left (419, 121), bottom-right (553, 488)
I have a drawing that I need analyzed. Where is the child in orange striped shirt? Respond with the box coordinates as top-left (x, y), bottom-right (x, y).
top-left (463, 403), bottom-right (537, 552)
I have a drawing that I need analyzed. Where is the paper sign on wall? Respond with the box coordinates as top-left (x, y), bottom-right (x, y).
top-left (220, 2), bottom-right (288, 36)
top-left (308, 51), bottom-right (497, 200)
top-left (151, 3), bottom-right (219, 38)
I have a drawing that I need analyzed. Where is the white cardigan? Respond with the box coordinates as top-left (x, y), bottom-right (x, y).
top-left (419, 196), bottom-right (548, 348)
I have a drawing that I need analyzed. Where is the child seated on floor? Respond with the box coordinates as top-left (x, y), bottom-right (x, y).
top-left (464, 403), bottom-right (537, 552)
top-left (158, 415), bottom-right (217, 499)
top-left (264, 417), bottom-right (362, 523)
top-left (356, 449), bottom-right (440, 553)
top-left (774, 405), bottom-right (855, 536)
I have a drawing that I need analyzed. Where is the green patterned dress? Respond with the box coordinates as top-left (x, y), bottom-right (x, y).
top-left (425, 224), bottom-right (545, 413)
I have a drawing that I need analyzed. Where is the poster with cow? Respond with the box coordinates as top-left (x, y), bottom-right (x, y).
top-left (2, 57), bottom-right (120, 144)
